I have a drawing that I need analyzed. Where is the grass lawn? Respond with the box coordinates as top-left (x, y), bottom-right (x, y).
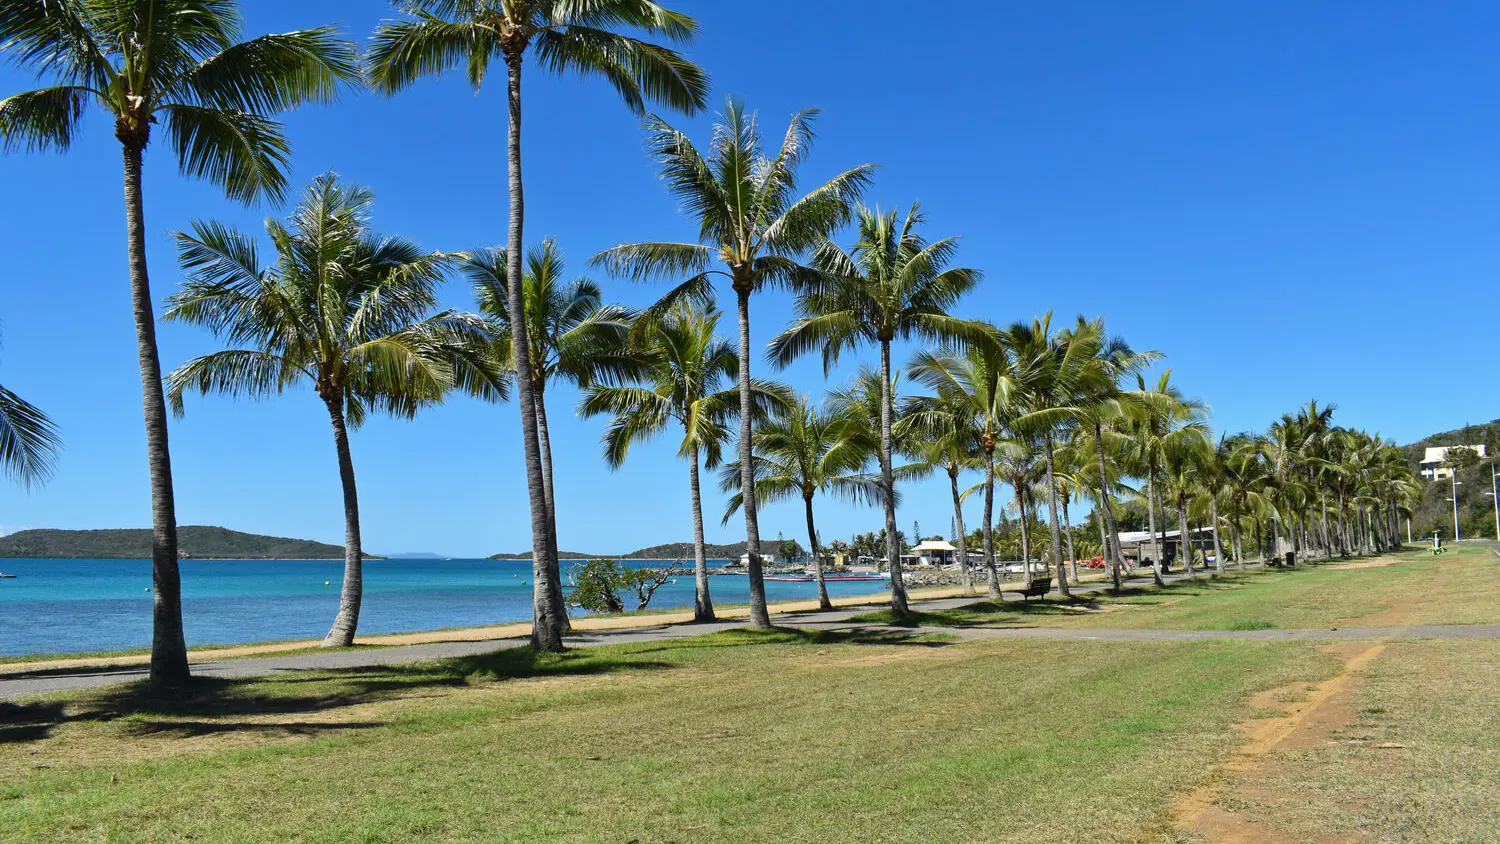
top-left (1, 544), bottom-right (1495, 842)
top-left (2, 630), bottom-right (1332, 843)
top-left (852, 544), bottom-right (1500, 632)
top-left (1179, 638), bottom-right (1500, 842)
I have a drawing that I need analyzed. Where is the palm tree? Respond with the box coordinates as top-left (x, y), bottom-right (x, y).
top-left (0, 0), bottom-right (359, 687)
top-left (906, 337), bottom-right (1017, 598)
top-left (464, 240), bottom-right (636, 625)
top-left (164, 175), bottom-right (504, 647)
top-left (1005, 314), bottom-right (1108, 598)
top-left (579, 303), bottom-right (780, 621)
top-left (1122, 371), bottom-right (1208, 586)
top-left (594, 100), bottom-right (873, 628)
top-left (720, 395), bottom-right (879, 611)
top-left (897, 391), bottom-right (981, 595)
top-left (770, 203), bottom-right (983, 616)
top-left (0, 345), bottom-right (60, 489)
top-left (369, 0), bottom-right (709, 652)
top-left (1070, 318), bottom-right (1158, 590)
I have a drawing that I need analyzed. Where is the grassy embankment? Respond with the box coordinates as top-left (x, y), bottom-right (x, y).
top-left (0, 544), bottom-right (1495, 842)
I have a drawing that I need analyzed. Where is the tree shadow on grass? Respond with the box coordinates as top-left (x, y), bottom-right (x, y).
top-left (605, 626), bottom-right (954, 657)
top-left (4, 645), bottom-right (676, 744)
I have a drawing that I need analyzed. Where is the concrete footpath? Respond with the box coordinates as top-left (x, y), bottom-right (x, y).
top-left (3, 561), bottom-right (1487, 699)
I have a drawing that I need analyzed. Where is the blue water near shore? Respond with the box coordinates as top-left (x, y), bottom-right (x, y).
top-left (0, 558), bottom-right (890, 657)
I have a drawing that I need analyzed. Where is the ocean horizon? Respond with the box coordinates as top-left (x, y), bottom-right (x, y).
top-left (0, 557), bottom-right (890, 658)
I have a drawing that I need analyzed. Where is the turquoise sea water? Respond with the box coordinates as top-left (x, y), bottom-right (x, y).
top-left (0, 558), bottom-right (889, 657)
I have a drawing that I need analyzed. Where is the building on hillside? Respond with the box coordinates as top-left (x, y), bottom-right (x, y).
top-left (1419, 445), bottom-right (1488, 481)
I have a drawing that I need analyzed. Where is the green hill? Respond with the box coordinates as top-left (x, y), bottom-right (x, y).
top-left (0, 526), bottom-right (380, 560)
top-left (488, 540), bottom-right (806, 561)
top-left (1399, 419), bottom-right (1500, 540)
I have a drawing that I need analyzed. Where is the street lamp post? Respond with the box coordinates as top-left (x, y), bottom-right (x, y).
top-left (1450, 473), bottom-right (1463, 541)
top-left (1487, 463), bottom-right (1499, 542)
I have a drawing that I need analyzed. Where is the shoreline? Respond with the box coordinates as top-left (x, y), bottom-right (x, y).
top-left (0, 579), bottom-right (996, 674)
top-left (0, 568), bottom-right (1124, 674)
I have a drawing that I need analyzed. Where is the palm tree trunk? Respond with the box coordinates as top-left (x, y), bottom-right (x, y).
top-left (949, 466), bottom-right (973, 596)
top-left (733, 286), bottom-right (770, 628)
top-left (532, 387), bottom-right (571, 631)
top-left (1093, 423), bottom-right (1124, 591)
top-left (1040, 433), bottom-right (1071, 597)
top-left (1178, 499), bottom-right (1195, 579)
top-left (687, 443), bottom-right (714, 622)
top-left (1018, 490), bottom-right (1032, 578)
top-left (804, 494), bottom-right (831, 611)
top-left (1232, 519), bottom-right (1245, 571)
top-left (321, 394), bottom-right (364, 647)
top-left (1319, 492), bottom-right (1332, 559)
top-left (121, 142), bottom-right (190, 689)
top-left (1146, 468), bottom-right (1165, 586)
top-left (1210, 497), bottom-right (1224, 576)
top-left (1061, 492), bottom-right (1077, 585)
top-left (879, 341), bottom-right (910, 615)
top-left (504, 52), bottom-right (564, 652)
top-left (982, 449), bottom-right (1001, 598)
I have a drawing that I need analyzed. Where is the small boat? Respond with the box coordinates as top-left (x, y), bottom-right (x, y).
top-left (823, 574), bottom-right (886, 582)
top-left (764, 574), bottom-right (816, 582)
top-left (0, 573), bottom-right (16, 579)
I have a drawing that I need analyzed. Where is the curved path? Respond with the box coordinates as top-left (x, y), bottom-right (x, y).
top-left (4, 561), bottom-right (1490, 699)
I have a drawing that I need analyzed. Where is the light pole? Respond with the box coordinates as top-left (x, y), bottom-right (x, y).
top-left (1487, 463), bottom-right (1498, 542)
top-left (1448, 473), bottom-right (1463, 541)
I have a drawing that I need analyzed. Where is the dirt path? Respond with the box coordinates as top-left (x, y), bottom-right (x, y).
top-left (1171, 642), bottom-right (1385, 842)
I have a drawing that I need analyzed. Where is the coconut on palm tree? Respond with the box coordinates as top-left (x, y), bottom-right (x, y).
top-left (464, 240), bottom-right (637, 626)
top-left (769, 203), bottom-right (983, 616)
top-left (579, 303), bottom-right (782, 622)
top-left (720, 394), bottom-right (881, 611)
top-left (594, 100), bottom-right (873, 628)
top-left (0, 0), bottom-right (359, 687)
top-left (369, 0), bottom-right (709, 652)
top-left (164, 174), bottom-right (506, 648)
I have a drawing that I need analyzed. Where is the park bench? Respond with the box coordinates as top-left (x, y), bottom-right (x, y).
top-left (1010, 577), bottom-right (1053, 602)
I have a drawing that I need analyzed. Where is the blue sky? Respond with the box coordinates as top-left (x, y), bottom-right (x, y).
top-left (1, 1), bottom-right (1496, 557)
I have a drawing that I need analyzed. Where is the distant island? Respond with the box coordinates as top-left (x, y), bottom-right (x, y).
top-left (0, 526), bottom-right (383, 560)
top-left (488, 540), bottom-right (806, 561)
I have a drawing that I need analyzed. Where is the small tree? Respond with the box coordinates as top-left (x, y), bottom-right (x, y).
top-left (777, 539), bottom-right (800, 563)
top-left (568, 559), bottom-right (685, 613)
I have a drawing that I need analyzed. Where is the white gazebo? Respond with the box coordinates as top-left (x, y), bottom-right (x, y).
top-left (910, 539), bottom-right (957, 567)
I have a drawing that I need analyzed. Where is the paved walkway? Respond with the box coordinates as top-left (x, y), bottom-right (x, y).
top-left (4, 560), bottom-right (1483, 699)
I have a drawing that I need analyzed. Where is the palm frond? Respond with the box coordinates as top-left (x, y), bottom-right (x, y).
top-left (0, 382), bottom-right (60, 489)
top-left (0, 85), bottom-right (92, 152)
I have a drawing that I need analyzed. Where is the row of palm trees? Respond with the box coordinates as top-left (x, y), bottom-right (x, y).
top-left (0, 2), bottom-right (1424, 693)
top-left (1, 0), bottom-right (710, 687)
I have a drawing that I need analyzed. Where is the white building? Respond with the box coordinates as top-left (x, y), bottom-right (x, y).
top-left (1419, 445), bottom-right (1487, 481)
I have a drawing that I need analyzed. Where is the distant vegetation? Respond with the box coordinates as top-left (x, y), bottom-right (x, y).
top-left (0, 527), bottom-right (380, 560)
top-left (1401, 418), bottom-right (1500, 539)
top-left (489, 540), bottom-right (806, 561)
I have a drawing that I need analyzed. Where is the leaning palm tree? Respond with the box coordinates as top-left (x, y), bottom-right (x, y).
top-left (594, 100), bottom-right (873, 628)
top-left (721, 394), bottom-right (880, 611)
top-left (464, 240), bottom-right (636, 624)
top-left (0, 0), bottom-right (359, 688)
top-left (164, 175), bottom-right (505, 648)
top-left (769, 203), bottom-right (983, 616)
top-left (369, 0), bottom-right (708, 652)
top-left (579, 303), bottom-right (781, 622)
top-left (0, 342), bottom-right (60, 490)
